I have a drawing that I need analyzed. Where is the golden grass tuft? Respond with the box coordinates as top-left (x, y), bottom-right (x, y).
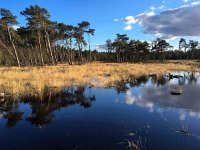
top-left (0, 60), bottom-right (199, 96)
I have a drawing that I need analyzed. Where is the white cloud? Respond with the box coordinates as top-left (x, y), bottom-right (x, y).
top-left (135, 2), bottom-right (200, 39)
top-left (149, 6), bottom-right (156, 11)
top-left (191, 1), bottom-right (200, 5)
top-left (124, 25), bottom-right (133, 30)
top-left (118, 1), bottom-right (200, 38)
top-left (122, 16), bottom-right (138, 31)
top-left (146, 11), bottom-right (155, 17)
top-left (124, 16), bottom-right (138, 24)
top-left (11, 25), bottom-right (20, 30)
top-left (137, 11), bottom-right (155, 18)
top-left (158, 5), bottom-right (166, 10)
top-left (122, 11), bottom-right (155, 31)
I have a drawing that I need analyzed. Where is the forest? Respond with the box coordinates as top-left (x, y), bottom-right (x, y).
top-left (0, 5), bottom-right (200, 67)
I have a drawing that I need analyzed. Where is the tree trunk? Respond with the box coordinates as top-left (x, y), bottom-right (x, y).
top-left (69, 38), bottom-right (73, 65)
top-left (0, 40), bottom-right (15, 58)
top-left (45, 29), bottom-right (55, 65)
top-left (6, 25), bottom-right (20, 68)
top-left (31, 45), bottom-right (38, 66)
top-left (53, 46), bottom-right (59, 64)
top-left (184, 47), bottom-right (188, 60)
top-left (78, 42), bottom-right (83, 62)
top-left (37, 29), bottom-right (44, 66)
top-left (28, 47), bottom-right (33, 66)
top-left (88, 34), bottom-right (92, 62)
top-left (161, 47), bottom-right (164, 62)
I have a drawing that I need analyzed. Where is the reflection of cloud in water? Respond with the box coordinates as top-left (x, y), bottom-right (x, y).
top-left (179, 113), bottom-right (186, 121)
top-left (125, 82), bottom-right (200, 118)
top-left (125, 90), bottom-right (154, 112)
top-left (125, 90), bottom-right (136, 105)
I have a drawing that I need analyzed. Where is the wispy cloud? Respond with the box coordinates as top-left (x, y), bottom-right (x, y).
top-left (149, 6), bottom-right (156, 11)
top-left (158, 5), bottom-right (166, 10)
top-left (95, 44), bottom-right (107, 51)
top-left (113, 18), bottom-right (119, 22)
top-left (182, 0), bottom-right (189, 3)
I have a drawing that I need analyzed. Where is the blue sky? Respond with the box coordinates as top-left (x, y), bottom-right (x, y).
top-left (0, 0), bottom-right (200, 50)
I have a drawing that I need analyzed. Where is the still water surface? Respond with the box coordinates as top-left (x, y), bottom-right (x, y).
top-left (0, 72), bottom-right (200, 150)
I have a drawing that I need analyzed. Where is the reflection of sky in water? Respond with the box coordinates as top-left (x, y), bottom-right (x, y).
top-left (0, 72), bottom-right (200, 150)
top-left (124, 72), bottom-right (200, 120)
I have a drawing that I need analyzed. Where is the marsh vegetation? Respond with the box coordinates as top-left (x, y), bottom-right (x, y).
top-left (0, 61), bottom-right (199, 97)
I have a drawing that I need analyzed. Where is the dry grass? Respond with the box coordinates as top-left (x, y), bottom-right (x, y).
top-left (0, 60), bottom-right (200, 96)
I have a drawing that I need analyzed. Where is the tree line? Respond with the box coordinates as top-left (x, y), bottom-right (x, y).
top-left (0, 5), bottom-right (95, 67)
top-left (1, 5), bottom-right (200, 67)
top-left (104, 34), bottom-right (200, 63)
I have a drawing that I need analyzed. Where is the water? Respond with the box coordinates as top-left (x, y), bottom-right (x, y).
top-left (0, 72), bottom-right (200, 150)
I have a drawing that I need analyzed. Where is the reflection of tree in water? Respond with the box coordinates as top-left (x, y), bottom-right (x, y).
top-left (187, 72), bottom-right (198, 84)
top-left (152, 72), bottom-right (198, 87)
top-left (115, 75), bottom-right (149, 93)
top-left (151, 76), bottom-right (168, 86)
top-left (112, 72), bottom-right (198, 94)
top-left (174, 72), bottom-right (198, 86)
top-left (4, 112), bottom-right (24, 128)
top-left (114, 80), bottom-right (129, 93)
top-left (25, 86), bottom-right (95, 127)
top-left (136, 75), bottom-right (149, 85)
top-left (129, 75), bottom-right (149, 87)
top-left (178, 74), bottom-right (186, 86)
top-left (0, 98), bottom-right (24, 128)
top-left (0, 86), bottom-right (95, 128)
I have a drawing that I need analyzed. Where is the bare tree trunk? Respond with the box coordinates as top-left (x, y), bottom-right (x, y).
top-left (59, 46), bottom-right (64, 63)
top-left (88, 34), bottom-right (91, 62)
top-left (28, 47), bottom-right (33, 66)
top-left (53, 46), bottom-right (58, 64)
top-left (0, 40), bottom-right (15, 58)
top-left (184, 47), bottom-right (188, 60)
top-left (44, 34), bottom-right (50, 63)
top-left (45, 29), bottom-right (55, 65)
top-left (31, 45), bottom-right (38, 66)
top-left (78, 42), bottom-right (83, 62)
top-left (69, 38), bottom-right (73, 65)
top-left (6, 25), bottom-right (20, 68)
top-left (37, 29), bottom-right (44, 66)
top-left (20, 48), bottom-right (28, 65)
top-left (161, 47), bottom-right (164, 62)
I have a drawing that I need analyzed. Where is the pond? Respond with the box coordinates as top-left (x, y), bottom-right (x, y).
top-left (0, 72), bottom-right (200, 150)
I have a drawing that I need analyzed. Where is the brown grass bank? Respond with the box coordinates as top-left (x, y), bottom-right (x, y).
top-left (0, 60), bottom-right (200, 97)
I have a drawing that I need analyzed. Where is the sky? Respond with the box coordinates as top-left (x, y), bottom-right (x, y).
top-left (0, 0), bottom-right (200, 50)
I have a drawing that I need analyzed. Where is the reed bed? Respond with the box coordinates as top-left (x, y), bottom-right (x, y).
top-left (0, 60), bottom-right (199, 96)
